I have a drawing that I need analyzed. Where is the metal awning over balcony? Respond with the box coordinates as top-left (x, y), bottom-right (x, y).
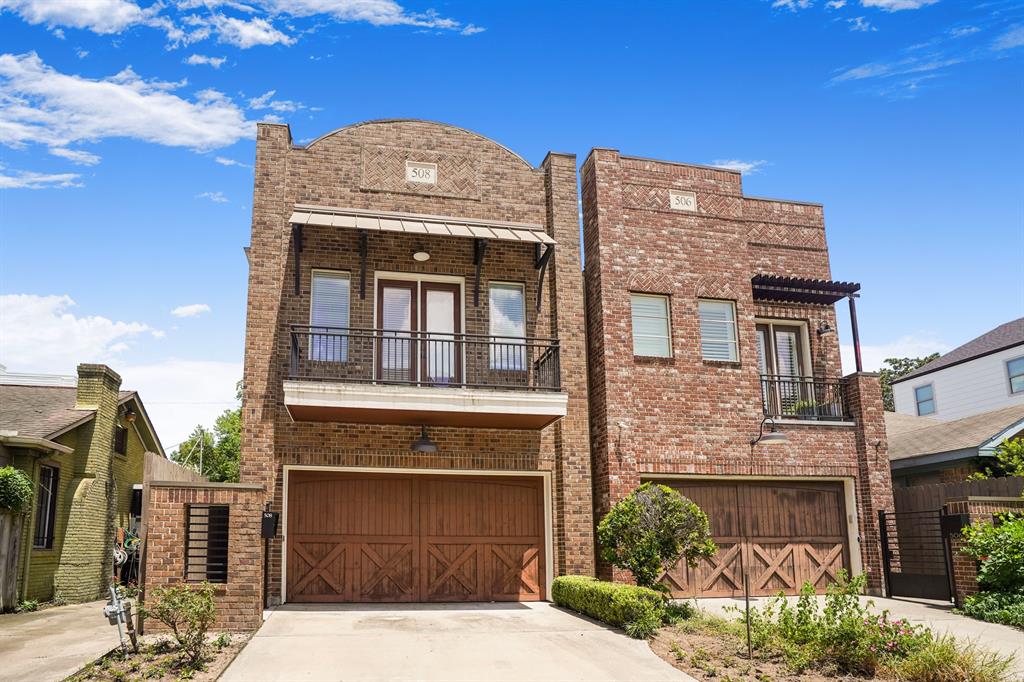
top-left (288, 205), bottom-right (556, 244)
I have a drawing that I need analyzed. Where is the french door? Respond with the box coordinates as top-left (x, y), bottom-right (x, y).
top-left (376, 279), bottom-right (461, 385)
top-left (756, 323), bottom-right (807, 416)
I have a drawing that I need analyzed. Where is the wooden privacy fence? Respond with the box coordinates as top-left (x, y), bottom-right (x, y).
top-left (893, 477), bottom-right (1024, 514)
top-left (0, 512), bottom-right (24, 612)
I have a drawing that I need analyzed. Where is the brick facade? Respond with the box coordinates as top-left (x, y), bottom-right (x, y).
top-left (142, 482), bottom-right (264, 632)
top-left (241, 120), bottom-right (595, 606)
top-left (580, 149), bottom-right (894, 593)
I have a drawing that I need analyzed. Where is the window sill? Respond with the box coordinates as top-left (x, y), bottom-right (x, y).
top-left (702, 359), bottom-right (741, 368)
top-left (633, 355), bottom-right (674, 366)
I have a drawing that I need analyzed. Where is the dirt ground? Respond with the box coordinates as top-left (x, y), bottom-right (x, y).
top-left (64, 633), bottom-right (250, 682)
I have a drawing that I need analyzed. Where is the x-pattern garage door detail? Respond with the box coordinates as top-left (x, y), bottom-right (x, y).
top-left (287, 472), bottom-right (545, 603)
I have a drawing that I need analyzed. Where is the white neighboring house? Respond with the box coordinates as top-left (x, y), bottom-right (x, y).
top-left (892, 318), bottom-right (1024, 422)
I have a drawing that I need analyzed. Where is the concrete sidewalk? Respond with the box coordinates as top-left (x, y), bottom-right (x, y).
top-left (697, 595), bottom-right (1024, 678)
top-left (0, 600), bottom-right (120, 682)
top-left (222, 602), bottom-right (693, 681)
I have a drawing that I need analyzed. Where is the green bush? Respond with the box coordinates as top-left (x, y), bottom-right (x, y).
top-left (958, 590), bottom-right (1024, 629)
top-left (16, 599), bottom-right (38, 613)
top-left (596, 483), bottom-right (716, 589)
top-left (0, 466), bottom-right (33, 514)
top-left (140, 583), bottom-right (216, 668)
top-left (551, 576), bottom-right (665, 638)
top-left (960, 513), bottom-right (1024, 593)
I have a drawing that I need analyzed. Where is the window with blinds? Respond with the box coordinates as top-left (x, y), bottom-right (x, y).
top-left (310, 270), bottom-right (350, 362)
top-left (489, 283), bottom-right (526, 370)
top-left (630, 294), bottom-right (672, 357)
top-left (699, 299), bottom-right (738, 362)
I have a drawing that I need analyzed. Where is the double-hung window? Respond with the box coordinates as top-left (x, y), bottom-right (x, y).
top-left (1008, 357), bottom-right (1024, 395)
top-left (310, 270), bottom-right (350, 362)
top-left (34, 465), bottom-right (59, 549)
top-left (699, 299), bottom-right (739, 362)
top-left (915, 384), bottom-right (935, 416)
top-left (630, 294), bottom-right (671, 357)
top-left (489, 283), bottom-right (526, 370)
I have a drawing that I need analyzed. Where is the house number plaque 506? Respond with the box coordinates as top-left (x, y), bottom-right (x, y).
top-left (406, 161), bottom-right (437, 185)
top-left (669, 189), bottom-right (697, 212)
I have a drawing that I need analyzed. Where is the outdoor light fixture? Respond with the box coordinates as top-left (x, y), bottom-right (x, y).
top-left (411, 425), bottom-right (438, 453)
top-left (122, 405), bottom-right (137, 423)
top-left (412, 248), bottom-right (431, 262)
top-left (816, 323), bottom-right (835, 337)
top-left (750, 417), bottom-right (787, 449)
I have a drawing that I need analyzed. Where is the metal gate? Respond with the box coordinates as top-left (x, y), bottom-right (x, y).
top-left (879, 509), bottom-right (954, 602)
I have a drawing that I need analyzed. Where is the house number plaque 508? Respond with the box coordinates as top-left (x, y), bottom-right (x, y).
top-left (669, 189), bottom-right (697, 212)
top-left (406, 161), bottom-right (437, 185)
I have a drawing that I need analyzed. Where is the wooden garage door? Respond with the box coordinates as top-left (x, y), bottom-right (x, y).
top-left (655, 480), bottom-right (850, 597)
top-left (286, 472), bottom-right (545, 603)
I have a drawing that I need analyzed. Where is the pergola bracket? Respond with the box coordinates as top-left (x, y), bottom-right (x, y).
top-left (473, 238), bottom-right (488, 306)
top-left (535, 243), bottom-right (554, 313)
top-left (292, 224), bottom-right (303, 295)
top-left (358, 230), bottom-right (368, 300)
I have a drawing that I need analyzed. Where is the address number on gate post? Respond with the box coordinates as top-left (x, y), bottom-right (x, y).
top-left (406, 161), bottom-right (438, 185)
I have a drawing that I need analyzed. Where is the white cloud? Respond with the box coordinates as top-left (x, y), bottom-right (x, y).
top-left (772, 0), bottom-right (813, 9)
top-left (848, 16), bottom-right (877, 32)
top-left (711, 159), bottom-right (769, 175)
top-left (118, 359), bottom-right (242, 447)
top-left (214, 155), bottom-right (251, 168)
top-left (0, 0), bottom-right (146, 34)
top-left (0, 167), bottom-right (81, 189)
top-left (993, 25), bottom-right (1024, 51)
top-left (460, 24), bottom-right (484, 36)
top-left (170, 303), bottom-right (211, 318)
top-left (208, 14), bottom-right (295, 47)
top-left (0, 52), bottom-right (252, 152)
top-left (75, 48), bottom-right (89, 59)
top-left (248, 89), bottom-right (308, 112)
top-left (840, 334), bottom-right (950, 374)
top-left (258, 0), bottom-right (464, 31)
top-left (860, 0), bottom-right (938, 10)
top-left (196, 190), bottom-right (228, 202)
top-left (831, 56), bottom-right (961, 82)
top-left (949, 26), bottom-right (980, 39)
top-left (826, 0), bottom-right (846, 8)
top-left (0, 294), bottom-right (152, 370)
top-left (48, 146), bottom-right (101, 165)
top-left (185, 54), bottom-right (227, 68)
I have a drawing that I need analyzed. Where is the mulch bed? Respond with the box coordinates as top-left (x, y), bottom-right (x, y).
top-left (64, 633), bottom-right (250, 682)
top-left (650, 623), bottom-right (856, 681)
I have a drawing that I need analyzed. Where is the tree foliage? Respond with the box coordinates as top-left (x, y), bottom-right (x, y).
top-left (0, 466), bottom-right (34, 514)
top-left (597, 483), bottom-right (716, 589)
top-left (967, 438), bottom-right (1024, 481)
top-left (172, 381), bottom-right (241, 482)
top-left (878, 354), bottom-right (940, 411)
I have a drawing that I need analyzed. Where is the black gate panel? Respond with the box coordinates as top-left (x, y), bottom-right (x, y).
top-left (879, 509), bottom-right (953, 602)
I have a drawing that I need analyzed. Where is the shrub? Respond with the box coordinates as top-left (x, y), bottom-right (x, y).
top-left (960, 513), bottom-right (1024, 593)
top-left (140, 583), bottom-right (216, 668)
top-left (0, 467), bottom-right (33, 514)
top-left (596, 483), bottom-right (716, 589)
top-left (551, 576), bottom-right (665, 638)
top-left (16, 599), bottom-right (38, 613)
top-left (958, 590), bottom-right (1024, 629)
top-left (882, 635), bottom-right (1015, 682)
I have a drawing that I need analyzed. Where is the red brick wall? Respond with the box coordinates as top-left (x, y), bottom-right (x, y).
top-left (944, 496), bottom-right (1024, 607)
top-left (242, 121), bottom-right (595, 602)
top-left (580, 149), bottom-right (894, 591)
top-left (142, 482), bottom-right (264, 631)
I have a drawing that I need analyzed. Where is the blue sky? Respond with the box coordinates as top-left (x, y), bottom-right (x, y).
top-left (1, 0), bottom-right (1022, 447)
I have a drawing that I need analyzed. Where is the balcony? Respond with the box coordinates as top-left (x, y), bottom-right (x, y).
top-left (759, 375), bottom-right (850, 422)
top-left (283, 326), bottom-right (567, 429)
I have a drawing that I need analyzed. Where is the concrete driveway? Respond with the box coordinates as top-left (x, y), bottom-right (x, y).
top-left (221, 602), bottom-right (693, 681)
top-left (0, 600), bottom-right (121, 682)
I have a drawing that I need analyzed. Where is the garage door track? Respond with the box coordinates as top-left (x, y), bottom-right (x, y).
top-left (221, 602), bottom-right (693, 681)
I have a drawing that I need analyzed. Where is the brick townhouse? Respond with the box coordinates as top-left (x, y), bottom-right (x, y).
top-left (142, 121), bottom-right (894, 628)
top-left (581, 149), bottom-right (893, 596)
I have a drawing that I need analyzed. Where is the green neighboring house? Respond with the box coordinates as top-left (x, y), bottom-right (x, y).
top-left (0, 363), bottom-right (164, 603)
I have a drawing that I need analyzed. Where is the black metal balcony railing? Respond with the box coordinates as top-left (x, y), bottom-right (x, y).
top-left (759, 375), bottom-right (849, 421)
top-left (289, 325), bottom-right (561, 391)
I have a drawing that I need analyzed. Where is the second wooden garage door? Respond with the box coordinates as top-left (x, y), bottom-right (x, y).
top-left (286, 471), bottom-right (545, 603)
top-left (655, 480), bottom-right (851, 598)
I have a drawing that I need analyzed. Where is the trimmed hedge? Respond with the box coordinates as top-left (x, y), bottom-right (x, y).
top-left (551, 576), bottom-right (665, 637)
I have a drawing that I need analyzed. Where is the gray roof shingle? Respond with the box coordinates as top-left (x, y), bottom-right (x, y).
top-left (885, 404), bottom-right (1024, 461)
top-left (0, 384), bottom-right (135, 439)
top-left (894, 318), bottom-right (1024, 384)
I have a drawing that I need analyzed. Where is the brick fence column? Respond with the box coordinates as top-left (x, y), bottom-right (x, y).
top-left (944, 496), bottom-right (1024, 607)
top-left (844, 372), bottom-right (894, 596)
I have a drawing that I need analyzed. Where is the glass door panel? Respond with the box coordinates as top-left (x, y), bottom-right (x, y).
top-left (421, 283), bottom-right (461, 385)
top-left (377, 281), bottom-right (416, 383)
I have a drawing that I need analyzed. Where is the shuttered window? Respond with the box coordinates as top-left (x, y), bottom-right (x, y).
top-left (699, 299), bottom-right (738, 362)
top-left (915, 384), bottom-right (935, 416)
top-left (631, 294), bottom-right (671, 357)
top-left (310, 270), bottom-right (350, 362)
top-left (489, 283), bottom-right (526, 370)
top-left (33, 465), bottom-right (59, 549)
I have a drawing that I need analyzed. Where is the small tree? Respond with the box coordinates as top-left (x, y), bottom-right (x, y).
top-left (968, 438), bottom-right (1024, 481)
top-left (0, 467), bottom-right (33, 514)
top-left (142, 582), bottom-right (216, 668)
top-left (878, 354), bottom-right (940, 412)
top-left (597, 483), bottom-right (717, 590)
